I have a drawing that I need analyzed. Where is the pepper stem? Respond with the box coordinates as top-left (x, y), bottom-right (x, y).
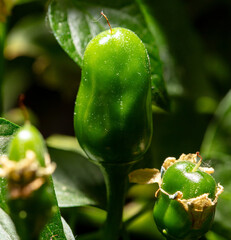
top-left (19, 94), bottom-right (30, 123)
top-left (192, 152), bottom-right (202, 172)
top-left (99, 162), bottom-right (133, 240)
top-left (101, 11), bottom-right (112, 34)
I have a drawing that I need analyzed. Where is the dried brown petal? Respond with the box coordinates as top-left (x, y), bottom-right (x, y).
top-left (159, 184), bottom-right (224, 230)
top-left (0, 150), bottom-right (56, 199)
top-left (199, 167), bottom-right (214, 174)
top-left (178, 153), bottom-right (198, 163)
top-left (162, 157), bottom-right (177, 170)
top-left (129, 168), bottom-right (161, 185)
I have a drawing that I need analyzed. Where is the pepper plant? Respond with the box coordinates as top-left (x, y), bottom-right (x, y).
top-left (0, 0), bottom-right (230, 240)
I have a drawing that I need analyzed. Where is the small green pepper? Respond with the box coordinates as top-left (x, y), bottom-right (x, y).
top-left (3, 122), bottom-right (56, 240)
top-left (74, 27), bottom-right (152, 163)
top-left (153, 158), bottom-right (221, 240)
top-left (7, 122), bottom-right (46, 166)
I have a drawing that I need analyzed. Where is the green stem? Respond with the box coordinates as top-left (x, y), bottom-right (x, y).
top-left (99, 162), bottom-right (133, 240)
top-left (0, 21), bottom-right (6, 116)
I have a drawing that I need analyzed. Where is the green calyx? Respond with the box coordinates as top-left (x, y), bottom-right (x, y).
top-left (153, 154), bottom-right (223, 240)
top-left (74, 27), bottom-right (153, 164)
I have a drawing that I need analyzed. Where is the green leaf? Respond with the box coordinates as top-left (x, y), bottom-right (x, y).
top-left (5, 14), bottom-right (53, 59)
top-left (0, 118), bottom-right (75, 240)
top-left (0, 208), bottom-right (20, 240)
top-left (40, 206), bottom-right (76, 240)
top-left (48, 0), bottom-right (169, 110)
top-left (49, 146), bottom-right (106, 208)
top-left (201, 90), bottom-right (231, 238)
top-left (135, 0), bottom-right (182, 99)
top-left (201, 90), bottom-right (231, 158)
top-left (61, 217), bottom-right (76, 240)
top-left (0, 118), bottom-right (19, 156)
top-left (47, 134), bottom-right (86, 157)
top-left (141, 0), bottom-right (215, 99)
top-left (0, 118), bottom-right (19, 212)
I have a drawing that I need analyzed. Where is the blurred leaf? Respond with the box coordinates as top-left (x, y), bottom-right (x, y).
top-left (0, 208), bottom-right (19, 240)
top-left (3, 108), bottom-right (38, 127)
top-left (0, 0), bottom-right (13, 22)
top-left (0, 22), bottom-right (6, 115)
top-left (49, 146), bottom-right (106, 208)
top-left (47, 134), bottom-right (86, 157)
top-left (201, 90), bottom-right (231, 158)
top-left (4, 13), bottom-right (81, 110)
top-left (5, 14), bottom-right (53, 59)
top-left (201, 90), bottom-right (231, 238)
top-left (141, 0), bottom-right (215, 100)
top-left (3, 66), bottom-right (31, 112)
top-left (0, 118), bottom-right (75, 240)
top-left (127, 211), bottom-right (164, 240)
top-left (48, 0), bottom-right (169, 110)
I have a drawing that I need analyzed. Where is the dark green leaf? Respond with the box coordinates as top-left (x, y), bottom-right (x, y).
top-left (48, 0), bottom-right (169, 110)
top-left (201, 90), bottom-right (231, 237)
top-left (40, 204), bottom-right (75, 240)
top-left (141, 0), bottom-right (214, 99)
top-left (49, 146), bottom-right (106, 208)
top-left (0, 118), bottom-right (19, 156)
top-left (0, 118), bottom-right (19, 212)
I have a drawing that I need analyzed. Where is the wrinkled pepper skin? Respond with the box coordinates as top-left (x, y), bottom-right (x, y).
top-left (74, 27), bottom-right (152, 163)
top-left (153, 161), bottom-right (217, 240)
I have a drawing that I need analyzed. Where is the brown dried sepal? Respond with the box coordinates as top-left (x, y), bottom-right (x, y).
top-left (162, 153), bottom-right (214, 174)
top-left (128, 153), bottom-right (215, 197)
top-left (0, 150), bottom-right (56, 199)
top-left (159, 184), bottom-right (224, 229)
top-left (129, 168), bottom-right (161, 185)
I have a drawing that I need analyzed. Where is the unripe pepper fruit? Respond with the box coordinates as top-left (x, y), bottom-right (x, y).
top-left (74, 20), bottom-right (153, 240)
top-left (5, 122), bottom-right (55, 240)
top-left (8, 123), bottom-right (46, 166)
top-left (74, 27), bottom-right (152, 164)
top-left (153, 160), bottom-right (217, 240)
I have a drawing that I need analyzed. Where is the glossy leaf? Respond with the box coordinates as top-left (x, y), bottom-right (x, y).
top-left (201, 90), bottom-right (231, 238)
top-left (47, 134), bottom-right (106, 207)
top-left (0, 205), bottom-right (19, 240)
top-left (141, 0), bottom-right (214, 100)
top-left (48, 146), bottom-right (106, 208)
top-left (0, 118), bottom-right (19, 212)
top-left (48, 0), bottom-right (169, 110)
top-left (40, 207), bottom-right (75, 240)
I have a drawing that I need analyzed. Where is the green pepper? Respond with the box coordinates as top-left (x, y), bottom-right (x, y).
top-left (153, 160), bottom-right (220, 240)
top-left (3, 122), bottom-right (56, 240)
top-left (7, 122), bottom-right (46, 166)
top-left (74, 27), bottom-right (152, 164)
